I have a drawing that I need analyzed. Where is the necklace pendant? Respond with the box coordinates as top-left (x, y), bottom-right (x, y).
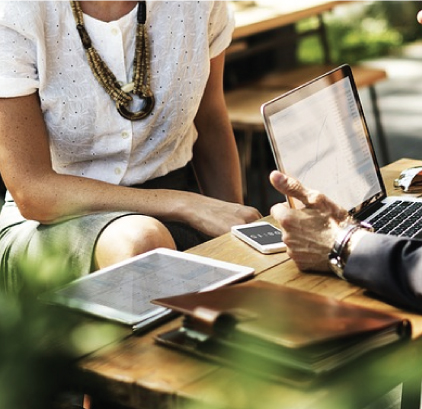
top-left (117, 94), bottom-right (155, 121)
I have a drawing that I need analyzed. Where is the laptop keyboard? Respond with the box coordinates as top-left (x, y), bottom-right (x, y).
top-left (369, 201), bottom-right (422, 238)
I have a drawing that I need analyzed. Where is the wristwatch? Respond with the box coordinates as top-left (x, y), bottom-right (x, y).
top-left (328, 219), bottom-right (373, 279)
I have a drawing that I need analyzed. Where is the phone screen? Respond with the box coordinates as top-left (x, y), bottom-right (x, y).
top-left (236, 224), bottom-right (282, 245)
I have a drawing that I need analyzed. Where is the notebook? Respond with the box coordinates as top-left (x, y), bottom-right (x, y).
top-left (153, 280), bottom-right (410, 386)
top-left (261, 64), bottom-right (422, 238)
top-left (40, 248), bottom-right (254, 333)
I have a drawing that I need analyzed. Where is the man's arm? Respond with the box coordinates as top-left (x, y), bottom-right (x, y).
top-left (270, 170), bottom-right (422, 311)
top-left (345, 234), bottom-right (422, 312)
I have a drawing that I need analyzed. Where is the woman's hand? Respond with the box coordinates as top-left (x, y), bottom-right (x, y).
top-left (182, 192), bottom-right (262, 238)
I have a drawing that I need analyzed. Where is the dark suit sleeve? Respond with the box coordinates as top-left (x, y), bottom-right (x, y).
top-left (344, 234), bottom-right (422, 312)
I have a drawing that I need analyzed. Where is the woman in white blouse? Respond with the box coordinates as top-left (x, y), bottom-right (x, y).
top-left (0, 1), bottom-right (260, 291)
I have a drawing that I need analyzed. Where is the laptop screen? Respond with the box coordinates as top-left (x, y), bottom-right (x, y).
top-left (262, 64), bottom-right (385, 214)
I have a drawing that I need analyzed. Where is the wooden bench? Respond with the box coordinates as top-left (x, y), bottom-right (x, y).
top-left (225, 63), bottom-right (388, 212)
top-left (255, 64), bottom-right (387, 89)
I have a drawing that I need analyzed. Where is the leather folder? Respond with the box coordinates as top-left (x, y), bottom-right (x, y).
top-left (153, 280), bottom-right (410, 386)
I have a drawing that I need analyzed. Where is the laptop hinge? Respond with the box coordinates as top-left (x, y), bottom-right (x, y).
top-left (355, 200), bottom-right (385, 221)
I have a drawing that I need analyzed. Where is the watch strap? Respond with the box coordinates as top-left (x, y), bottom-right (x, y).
top-left (328, 220), bottom-right (373, 279)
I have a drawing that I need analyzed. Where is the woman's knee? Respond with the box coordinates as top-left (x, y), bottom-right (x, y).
top-left (94, 215), bottom-right (176, 269)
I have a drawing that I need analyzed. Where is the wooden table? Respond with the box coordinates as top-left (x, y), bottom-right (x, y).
top-left (79, 158), bottom-right (422, 409)
top-left (228, 0), bottom-right (348, 67)
top-left (232, 0), bottom-right (346, 41)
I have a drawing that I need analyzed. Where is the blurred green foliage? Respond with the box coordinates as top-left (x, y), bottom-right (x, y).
top-left (2, 245), bottom-right (420, 409)
top-left (367, 1), bottom-right (422, 42)
top-left (298, 1), bottom-right (422, 65)
top-left (0, 245), bottom-right (124, 409)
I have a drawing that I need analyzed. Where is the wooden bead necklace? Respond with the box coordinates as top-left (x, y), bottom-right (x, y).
top-left (70, 1), bottom-right (154, 121)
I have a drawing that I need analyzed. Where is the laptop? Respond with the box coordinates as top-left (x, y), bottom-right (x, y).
top-left (261, 64), bottom-right (422, 239)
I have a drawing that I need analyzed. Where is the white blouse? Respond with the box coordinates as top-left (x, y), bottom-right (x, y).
top-left (0, 1), bottom-right (234, 186)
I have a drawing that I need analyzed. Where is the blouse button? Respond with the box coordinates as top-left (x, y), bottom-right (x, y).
top-left (121, 131), bottom-right (130, 139)
top-left (114, 167), bottom-right (122, 175)
top-left (111, 27), bottom-right (119, 36)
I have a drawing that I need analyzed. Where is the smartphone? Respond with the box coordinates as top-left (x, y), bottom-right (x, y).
top-left (231, 222), bottom-right (286, 254)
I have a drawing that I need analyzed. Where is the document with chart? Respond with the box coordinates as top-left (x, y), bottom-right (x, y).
top-left (40, 248), bottom-right (254, 333)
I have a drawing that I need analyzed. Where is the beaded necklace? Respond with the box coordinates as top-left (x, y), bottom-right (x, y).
top-left (70, 1), bottom-right (154, 121)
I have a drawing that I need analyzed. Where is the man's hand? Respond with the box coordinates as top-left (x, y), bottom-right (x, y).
top-left (269, 171), bottom-right (348, 271)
